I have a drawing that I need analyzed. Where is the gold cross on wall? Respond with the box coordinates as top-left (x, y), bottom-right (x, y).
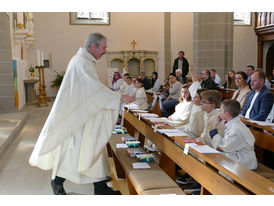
top-left (131, 40), bottom-right (137, 50)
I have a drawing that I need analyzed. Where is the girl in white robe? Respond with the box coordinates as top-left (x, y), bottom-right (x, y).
top-left (168, 85), bottom-right (193, 126)
top-left (130, 78), bottom-right (149, 110)
top-left (112, 71), bottom-right (123, 92)
top-left (177, 88), bottom-right (207, 137)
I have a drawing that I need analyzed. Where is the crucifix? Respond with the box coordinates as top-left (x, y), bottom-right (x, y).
top-left (131, 40), bottom-right (137, 50)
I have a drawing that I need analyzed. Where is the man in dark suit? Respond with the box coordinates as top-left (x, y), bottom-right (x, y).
top-left (172, 51), bottom-right (189, 84)
top-left (245, 65), bottom-right (255, 89)
top-left (140, 71), bottom-right (151, 90)
top-left (200, 69), bottom-right (217, 90)
top-left (241, 70), bottom-right (274, 121)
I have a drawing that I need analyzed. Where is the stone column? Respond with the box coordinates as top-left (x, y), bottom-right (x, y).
top-left (193, 12), bottom-right (234, 82)
top-left (0, 13), bottom-right (15, 112)
top-left (164, 12), bottom-right (171, 79)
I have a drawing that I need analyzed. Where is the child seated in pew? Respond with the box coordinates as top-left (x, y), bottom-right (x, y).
top-left (130, 78), bottom-right (149, 110)
top-left (118, 78), bottom-right (148, 126)
top-left (119, 73), bottom-right (136, 97)
top-left (182, 99), bottom-right (257, 194)
top-left (167, 85), bottom-right (193, 126)
top-left (197, 90), bottom-right (225, 146)
top-left (176, 90), bottom-right (225, 192)
top-left (176, 88), bottom-right (207, 137)
top-left (209, 99), bottom-right (258, 170)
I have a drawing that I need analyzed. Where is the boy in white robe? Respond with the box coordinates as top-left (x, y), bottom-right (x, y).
top-left (29, 33), bottom-right (131, 195)
top-left (197, 90), bottom-right (225, 146)
top-left (209, 99), bottom-right (257, 170)
top-left (119, 73), bottom-right (136, 97)
top-left (177, 90), bottom-right (224, 191)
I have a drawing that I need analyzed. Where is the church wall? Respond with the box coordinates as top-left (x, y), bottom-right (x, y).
top-left (30, 12), bottom-right (165, 97)
top-left (171, 12), bottom-right (193, 71)
top-left (233, 12), bottom-right (257, 71)
top-left (28, 12), bottom-right (257, 98)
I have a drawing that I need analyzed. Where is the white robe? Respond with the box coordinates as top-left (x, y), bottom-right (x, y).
top-left (197, 109), bottom-right (225, 146)
top-left (112, 78), bottom-right (123, 92)
top-left (169, 100), bottom-right (193, 126)
top-left (131, 87), bottom-right (149, 110)
top-left (177, 104), bottom-right (205, 138)
top-left (29, 48), bottom-right (120, 184)
top-left (211, 117), bottom-right (257, 170)
top-left (119, 82), bottom-right (136, 97)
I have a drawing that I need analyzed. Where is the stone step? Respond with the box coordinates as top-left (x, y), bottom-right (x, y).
top-left (0, 111), bottom-right (28, 157)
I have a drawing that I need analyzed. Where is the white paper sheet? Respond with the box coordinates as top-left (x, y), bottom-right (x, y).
top-left (116, 143), bottom-right (128, 148)
top-left (124, 104), bottom-right (140, 110)
top-left (156, 129), bottom-right (183, 134)
top-left (132, 162), bottom-right (151, 169)
top-left (164, 132), bottom-right (189, 137)
top-left (131, 110), bottom-right (148, 113)
top-left (248, 119), bottom-right (274, 127)
top-left (189, 143), bottom-right (220, 153)
top-left (139, 113), bottom-right (159, 118)
top-left (146, 117), bottom-right (169, 123)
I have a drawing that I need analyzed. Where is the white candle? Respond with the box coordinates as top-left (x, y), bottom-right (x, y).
top-left (17, 12), bottom-right (23, 25)
top-left (41, 51), bottom-right (44, 66)
top-left (37, 49), bottom-right (40, 66)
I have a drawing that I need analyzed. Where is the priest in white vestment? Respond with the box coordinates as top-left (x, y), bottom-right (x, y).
top-left (29, 33), bottom-right (130, 195)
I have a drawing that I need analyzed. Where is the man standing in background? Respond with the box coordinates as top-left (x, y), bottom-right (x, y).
top-left (172, 51), bottom-right (189, 84)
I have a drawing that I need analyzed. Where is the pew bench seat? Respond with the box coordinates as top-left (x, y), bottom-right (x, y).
top-left (253, 163), bottom-right (274, 182)
top-left (108, 134), bottom-right (185, 195)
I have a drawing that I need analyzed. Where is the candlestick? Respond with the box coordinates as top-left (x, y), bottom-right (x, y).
top-left (37, 50), bottom-right (40, 66)
top-left (41, 51), bottom-right (44, 66)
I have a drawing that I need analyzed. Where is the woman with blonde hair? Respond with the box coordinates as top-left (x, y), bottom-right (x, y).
top-left (223, 70), bottom-right (237, 89)
top-left (168, 85), bottom-right (193, 126)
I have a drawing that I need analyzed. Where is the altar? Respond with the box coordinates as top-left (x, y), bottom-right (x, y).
top-left (24, 78), bottom-right (39, 104)
top-left (107, 49), bottom-right (158, 77)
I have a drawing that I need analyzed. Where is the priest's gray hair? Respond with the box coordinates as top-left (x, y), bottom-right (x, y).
top-left (85, 32), bottom-right (106, 49)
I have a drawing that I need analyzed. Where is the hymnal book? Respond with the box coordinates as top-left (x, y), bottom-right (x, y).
top-left (127, 148), bottom-right (145, 157)
top-left (121, 136), bottom-right (136, 143)
top-left (113, 126), bottom-right (128, 134)
top-left (125, 140), bottom-right (140, 148)
top-left (136, 154), bottom-right (154, 162)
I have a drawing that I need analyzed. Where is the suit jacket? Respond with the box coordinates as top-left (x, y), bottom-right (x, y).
top-left (241, 86), bottom-right (274, 121)
top-left (172, 57), bottom-right (189, 78)
top-left (200, 77), bottom-right (217, 90)
top-left (142, 77), bottom-right (151, 90)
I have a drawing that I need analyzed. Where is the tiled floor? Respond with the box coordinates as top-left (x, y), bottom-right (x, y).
top-left (0, 101), bottom-right (129, 195)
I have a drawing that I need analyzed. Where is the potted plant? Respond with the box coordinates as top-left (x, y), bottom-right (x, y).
top-left (29, 65), bottom-right (35, 78)
top-left (51, 70), bottom-right (65, 89)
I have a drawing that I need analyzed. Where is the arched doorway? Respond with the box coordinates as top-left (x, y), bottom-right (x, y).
top-left (266, 43), bottom-right (274, 79)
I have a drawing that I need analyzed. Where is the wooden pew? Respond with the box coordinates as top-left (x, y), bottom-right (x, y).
top-left (240, 117), bottom-right (274, 179)
top-left (217, 88), bottom-right (235, 99)
top-left (146, 91), bottom-right (162, 117)
top-left (108, 133), bottom-right (186, 195)
top-left (123, 110), bottom-right (274, 195)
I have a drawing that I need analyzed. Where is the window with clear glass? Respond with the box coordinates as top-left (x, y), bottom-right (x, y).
top-left (234, 12), bottom-right (251, 25)
top-left (70, 12), bottom-right (110, 25)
